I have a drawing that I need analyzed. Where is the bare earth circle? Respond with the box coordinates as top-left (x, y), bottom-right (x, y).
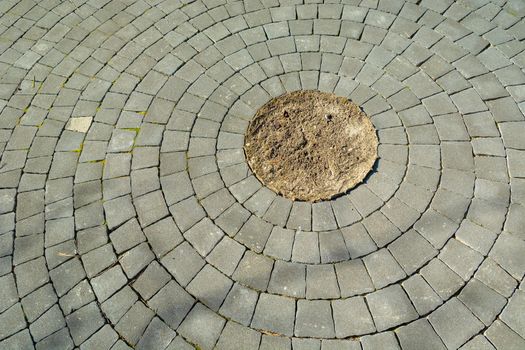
top-left (244, 90), bottom-right (378, 202)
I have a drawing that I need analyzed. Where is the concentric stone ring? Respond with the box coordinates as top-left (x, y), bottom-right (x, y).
top-left (1, 1), bottom-right (524, 349)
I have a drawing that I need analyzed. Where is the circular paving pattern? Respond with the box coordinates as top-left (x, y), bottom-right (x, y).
top-left (0, 0), bottom-right (525, 349)
top-left (245, 90), bottom-right (378, 202)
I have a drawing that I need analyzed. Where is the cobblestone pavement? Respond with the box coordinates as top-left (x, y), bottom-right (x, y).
top-left (0, 0), bottom-right (525, 349)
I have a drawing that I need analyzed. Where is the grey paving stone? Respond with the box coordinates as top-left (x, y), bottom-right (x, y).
top-left (161, 241), bottom-right (205, 287)
top-left (0, 329), bottom-right (33, 350)
top-left (292, 231), bottom-right (320, 264)
top-left (91, 265), bottom-right (127, 302)
top-left (187, 264), bottom-right (232, 311)
top-left (366, 284), bottom-right (418, 331)
top-left (36, 327), bottom-right (74, 350)
top-left (459, 335), bottom-right (496, 350)
top-left (318, 230), bottom-right (349, 263)
top-left (74, 180), bottom-right (102, 209)
top-left (81, 243), bottom-right (116, 278)
top-left (16, 190), bottom-right (44, 221)
top-left (312, 202), bottom-right (338, 231)
top-left (475, 258), bottom-right (517, 298)
top-left (215, 321), bottom-right (261, 350)
top-left (324, 338), bottom-right (361, 350)
top-left (131, 262), bottom-right (170, 301)
top-left (268, 260), bottom-right (305, 298)
top-left (143, 217), bottom-right (182, 258)
top-left (166, 336), bottom-right (194, 350)
top-left (508, 149), bottom-right (525, 178)
top-left (475, 155), bottom-right (509, 182)
top-left (147, 280), bottom-right (194, 330)
top-left (20, 283), bottom-right (57, 323)
top-left (80, 324), bottom-right (118, 350)
top-left (389, 229), bottom-right (437, 274)
top-left (215, 203), bottom-right (250, 238)
top-left (381, 197), bottom-right (421, 231)
top-left (252, 293), bottom-right (295, 336)
top-left (0, 189), bottom-right (16, 214)
top-left (286, 201), bottom-right (312, 231)
top-left (363, 248), bottom-right (406, 288)
top-left (306, 264), bottom-right (340, 299)
top-left (232, 251), bottom-right (273, 291)
top-left (348, 186), bottom-right (384, 218)
top-left (487, 97), bottom-right (524, 122)
top-left (396, 319), bottom-right (446, 350)
top-left (134, 190), bottom-right (169, 227)
top-left (437, 70), bottom-right (472, 95)
top-left (13, 234), bottom-right (43, 265)
top-left (201, 188), bottom-right (235, 219)
top-left (206, 235), bottom-right (245, 276)
top-left (111, 339), bottom-right (133, 350)
top-left (103, 153), bottom-right (131, 179)
top-left (500, 121), bottom-right (525, 149)
top-left (361, 332), bottom-right (401, 350)
top-left (260, 334), bottom-right (291, 350)
top-left (76, 225), bottom-right (107, 255)
top-left (59, 280), bottom-right (95, 316)
top-left (335, 259), bottom-right (374, 297)
top-left (244, 187), bottom-right (276, 217)
top-left (488, 319), bottom-right (525, 350)
top-left (29, 304), bottom-right (66, 342)
top-left (178, 303), bottom-right (225, 350)
top-left (192, 173), bottom-right (223, 201)
top-left (440, 168), bottom-right (475, 198)
top-left (500, 289), bottom-right (525, 338)
top-left (115, 301), bottom-right (154, 346)
top-left (0, 274), bottom-right (18, 314)
top-left (406, 124), bottom-right (439, 145)
top-left (169, 196), bottom-right (206, 233)
top-left (295, 300), bottom-right (335, 338)
top-left (236, 215), bottom-right (273, 253)
top-left (261, 196), bottom-right (291, 227)
top-left (414, 209), bottom-right (458, 249)
top-left (66, 302), bottom-right (105, 346)
top-left (489, 232), bottom-right (525, 280)
top-left (15, 256), bottom-right (49, 297)
top-left (409, 144), bottom-right (441, 169)
top-left (130, 168), bottom-right (159, 198)
top-left (103, 195), bottom-right (136, 230)
top-left (137, 317), bottom-right (176, 349)
top-left (264, 227), bottom-right (294, 260)
top-left (439, 239), bottom-right (484, 280)
top-left (292, 338), bottom-right (320, 350)
top-left (421, 258), bottom-right (465, 300)
top-left (402, 274), bottom-right (443, 315)
top-left (429, 298), bottom-right (484, 350)
top-left (459, 279), bottom-right (506, 326)
top-left (219, 282), bottom-right (258, 327)
top-left (184, 218), bottom-right (224, 257)
top-left (19, 174), bottom-right (46, 193)
top-left (109, 218), bottom-right (145, 254)
top-left (0, 303), bottom-right (26, 341)
top-left (332, 296), bottom-right (375, 337)
top-left (102, 177), bottom-right (131, 201)
top-left (362, 211), bottom-right (401, 248)
top-left (46, 240), bottom-right (74, 270)
top-left (472, 137), bottom-right (505, 156)
top-left (470, 72), bottom-right (509, 100)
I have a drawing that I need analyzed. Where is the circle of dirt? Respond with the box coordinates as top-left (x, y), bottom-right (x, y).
top-left (244, 90), bottom-right (378, 202)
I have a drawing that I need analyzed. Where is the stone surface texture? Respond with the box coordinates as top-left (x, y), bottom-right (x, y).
top-left (0, 0), bottom-right (524, 349)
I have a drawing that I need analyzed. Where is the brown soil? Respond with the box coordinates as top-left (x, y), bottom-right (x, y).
top-left (244, 90), bottom-right (378, 202)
